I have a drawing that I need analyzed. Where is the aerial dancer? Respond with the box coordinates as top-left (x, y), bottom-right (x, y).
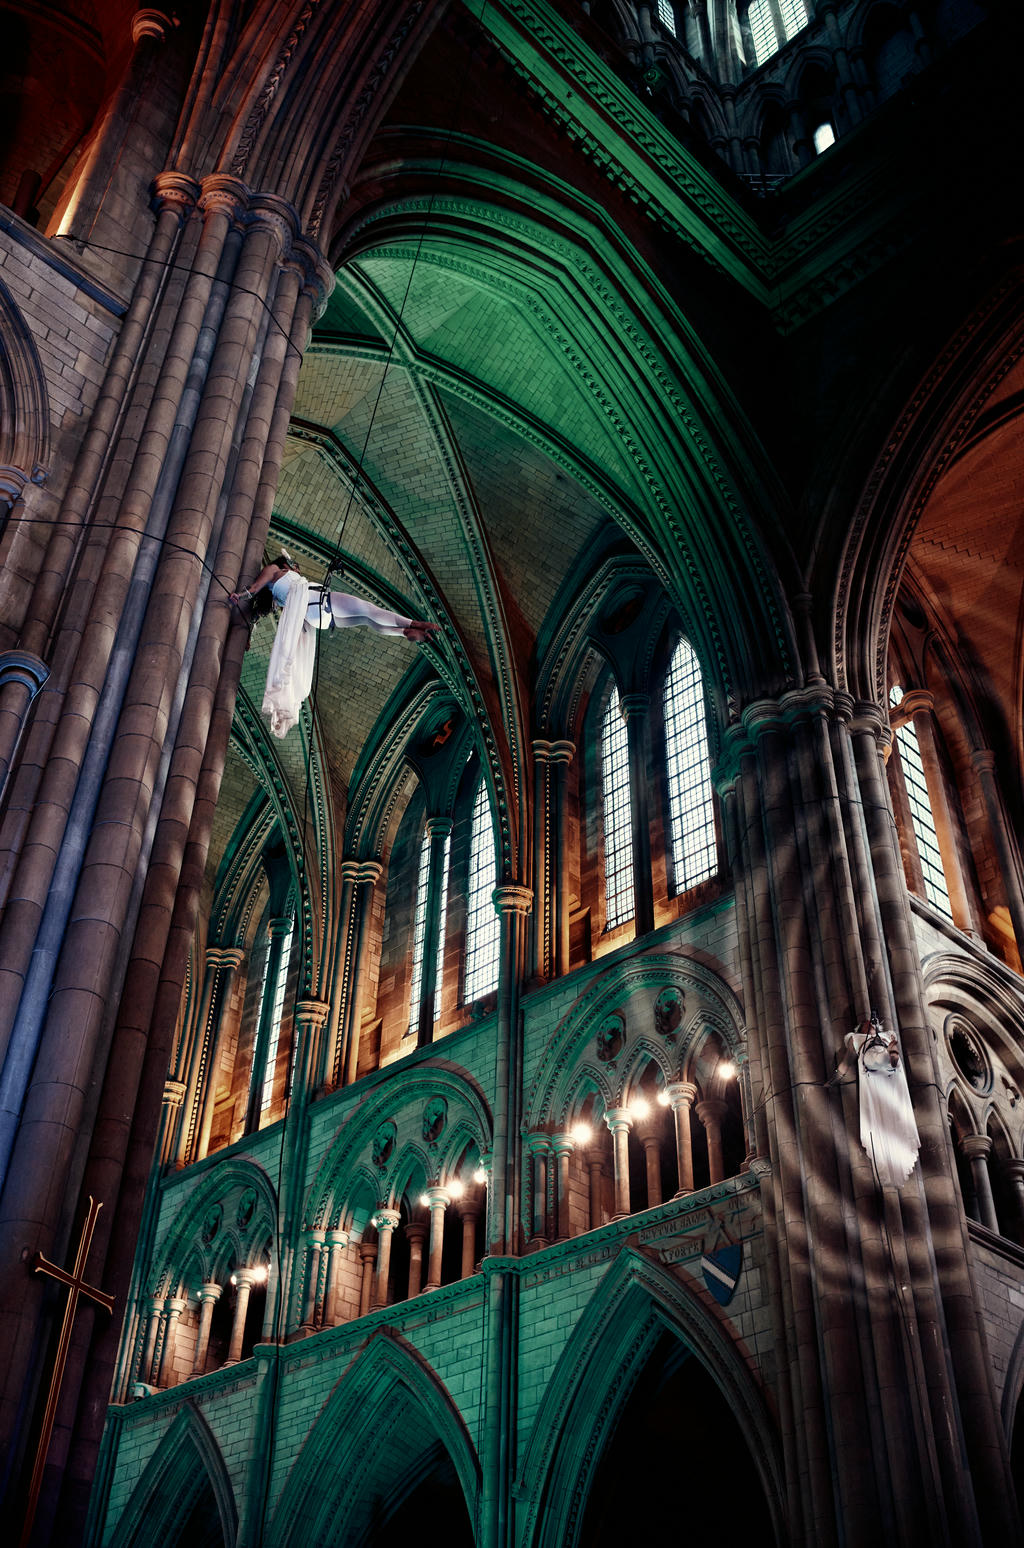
top-left (230, 553), bottom-right (439, 738)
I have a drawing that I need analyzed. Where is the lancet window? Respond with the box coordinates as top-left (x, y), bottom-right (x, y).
top-left (601, 685), bottom-right (635, 929)
top-left (464, 779), bottom-right (500, 1001)
top-left (407, 826), bottom-right (451, 1035)
top-left (663, 637), bottom-right (717, 895)
top-left (889, 684), bottom-right (954, 921)
top-left (745, 0), bottom-right (810, 66)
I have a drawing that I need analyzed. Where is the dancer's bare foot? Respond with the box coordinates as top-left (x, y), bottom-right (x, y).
top-left (404, 621), bottom-right (441, 644)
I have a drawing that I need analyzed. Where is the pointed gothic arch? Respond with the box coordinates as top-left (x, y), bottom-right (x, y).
top-left (105, 1403), bottom-right (238, 1548)
top-left (827, 271), bottom-right (1024, 705)
top-left (526, 951), bottom-right (745, 1131)
top-left (267, 1331), bottom-right (481, 1548)
top-left (517, 1247), bottom-right (783, 1548)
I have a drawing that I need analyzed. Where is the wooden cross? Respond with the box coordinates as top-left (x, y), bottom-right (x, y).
top-left (20, 1196), bottom-right (115, 1548)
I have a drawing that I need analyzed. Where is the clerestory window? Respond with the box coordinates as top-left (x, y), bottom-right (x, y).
top-left (889, 684), bottom-right (953, 921)
top-left (663, 638), bottom-right (717, 893)
top-left (407, 826), bottom-right (450, 1033)
top-left (464, 779), bottom-right (500, 1000)
top-left (259, 914), bottom-right (294, 1112)
top-left (746, 0), bottom-right (810, 67)
top-left (601, 685), bottom-right (635, 928)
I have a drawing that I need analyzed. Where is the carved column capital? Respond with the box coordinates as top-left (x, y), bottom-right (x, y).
top-left (198, 173), bottom-right (250, 222)
top-left (204, 945), bottom-right (245, 972)
top-left (132, 8), bottom-right (176, 44)
top-left (894, 687), bottom-right (935, 723)
top-left (618, 692), bottom-right (650, 721)
top-left (151, 170), bottom-right (201, 215)
top-left (493, 884), bottom-right (533, 918)
top-left (666, 1081), bottom-right (698, 1110)
top-left (371, 1208), bottom-right (401, 1234)
top-left (294, 998), bottom-right (330, 1032)
top-left (605, 1106), bottom-right (633, 1134)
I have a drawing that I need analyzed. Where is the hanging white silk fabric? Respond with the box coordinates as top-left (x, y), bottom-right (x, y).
top-left (262, 570), bottom-right (314, 739)
top-left (847, 1025), bottom-right (921, 1188)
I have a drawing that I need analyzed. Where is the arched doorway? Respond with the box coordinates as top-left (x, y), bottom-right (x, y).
top-left (578, 1332), bottom-right (775, 1544)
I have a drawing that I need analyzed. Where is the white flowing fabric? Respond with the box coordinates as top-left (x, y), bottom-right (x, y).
top-left (262, 571), bottom-right (314, 738)
top-left (261, 572), bottom-right (413, 738)
top-left (847, 1029), bottom-right (920, 1188)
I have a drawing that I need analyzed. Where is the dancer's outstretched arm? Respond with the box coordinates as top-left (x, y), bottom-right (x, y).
top-left (229, 560), bottom-right (289, 607)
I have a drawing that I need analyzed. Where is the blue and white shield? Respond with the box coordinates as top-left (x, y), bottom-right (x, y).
top-left (700, 1242), bottom-right (742, 1305)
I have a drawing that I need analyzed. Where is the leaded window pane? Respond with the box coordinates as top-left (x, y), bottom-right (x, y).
top-left (664, 638), bottom-right (717, 892)
top-left (602, 686), bottom-right (635, 927)
top-left (464, 781), bottom-right (500, 1000)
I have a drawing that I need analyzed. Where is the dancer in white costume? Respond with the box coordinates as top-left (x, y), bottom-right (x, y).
top-left (231, 555), bottom-right (439, 739)
top-left (829, 1014), bottom-right (921, 1188)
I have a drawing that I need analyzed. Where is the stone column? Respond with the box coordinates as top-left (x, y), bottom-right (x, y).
top-left (158, 1078), bottom-right (186, 1168)
top-left (531, 740), bottom-right (553, 981)
top-left (605, 1108), bottom-right (633, 1218)
top-left (458, 1203), bottom-right (480, 1278)
top-left (960, 1135), bottom-right (999, 1234)
top-left (47, 222), bottom-right (329, 1532)
top-left (425, 1186), bottom-right (450, 1290)
top-left (897, 690), bottom-right (975, 934)
top-left (619, 694), bottom-right (655, 936)
top-left (667, 1082), bottom-right (697, 1194)
top-left (551, 1134), bottom-right (574, 1239)
top-left (587, 1147), bottom-right (605, 1231)
top-left (156, 1297), bottom-right (185, 1388)
top-left (225, 1271), bottom-right (256, 1365)
top-left (324, 1229), bottom-right (350, 1326)
top-left (371, 1210), bottom-right (400, 1309)
top-left (637, 1124), bottom-right (663, 1207)
top-left (818, 0), bottom-right (861, 126)
top-left (526, 1133), bottom-right (551, 1243)
top-left (52, 9), bottom-right (178, 247)
top-left (189, 946), bottom-right (244, 1161)
top-left (489, 885), bottom-right (532, 1254)
top-left (0, 649), bottom-right (48, 799)
top-left (405, 1222), bottom-right (428, 1299)
top-left (551, 742), bottom-right (575, 976)
top-left (243, 918), bottom-right (293, 1136)
top-left (789, 101), bottom-right (813, 167)
top-left (138, 1296), bottom-right (163, 1386)
top-left (329, 859), bottom-right (360, 1084)
top-left (971, 749), bottom-right (1024, 962)
top-left (696, 1098), bottom-right (729, 1185)
top-left (343, 862), bottom-right (383, 1085)
top-left (291, 999), bottom-right (331, 1116)
top-left (1003, 1159), bottom-right (1024, 1244)
top-left (301, 1230), bottom-right (326, 1328)
top-left (417, 817), bottom-right (453, 1045)
top-left (191, 1283), bottom-right (221, 1376)
top-left (358, 1242), bottom-right (376, 1318)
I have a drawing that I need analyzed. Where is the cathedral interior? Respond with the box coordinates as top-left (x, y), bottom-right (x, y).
top-left (0, 1), bottom-right (1023, 1544)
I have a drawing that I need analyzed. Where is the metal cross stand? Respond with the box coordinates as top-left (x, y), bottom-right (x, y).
top-left (19, 1196), bottom-right (115, 1548)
